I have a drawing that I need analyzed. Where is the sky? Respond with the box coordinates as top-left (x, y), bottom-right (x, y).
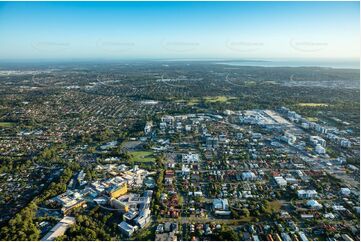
top-left (0, 1), bottom-right (359, 61)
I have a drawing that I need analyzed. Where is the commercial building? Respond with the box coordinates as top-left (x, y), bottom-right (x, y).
top-left (306, 200), bottom-right (323, 209)
top-left (212, 198), bottom-right (231, 216)
top-left (182, 153), bottom-right (199, 163)
top-left (297, 190), bottom-right (318, 199)
top-left (109, 198), bottom-right (129, 212)
top-left (52, 190), bottom-right (86, 215)
top-left (123, 210), bottom-right (139, 222)
top-left (242, 171), bottom-right (257, 181)
top-left (310, 136), bottom-right (326, 147)
top-left (340, 139), bottom-right (352, 148)
top-left (118, 221), bottom-right (136, 237)
top-left (144, 121), bottom-right (153, 135)
top-left (315, 144), bottom-right (326, 155)
top-left (107, 182), bottom-right (127, 198)
top-left (274, 176), bottom-right (287, 187)
top-left (298, 231), bottom-right (309, 241)
top-left (134, 208), bottom-right (151, 228)
top-left (341, 188), bottom-right (351, 196)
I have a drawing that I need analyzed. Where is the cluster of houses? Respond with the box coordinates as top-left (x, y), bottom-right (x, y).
top-left (152, 109), bottom-right (359, 241)
top-left (155, 222), bottom-right (178, 241)
top-left (160, 169), bottom-right (180, 218)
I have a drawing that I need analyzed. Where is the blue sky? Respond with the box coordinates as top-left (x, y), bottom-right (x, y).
top-left (0, 1), bottom-right (359, 60)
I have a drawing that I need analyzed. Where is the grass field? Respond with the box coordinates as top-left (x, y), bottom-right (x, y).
top-left (264, 200), bottom-right (282, 213)
top-left (178, 96), bottom-right (238, 106)
top-left (204, 96), bottom-right (237, 103)
top-left (187, 98), bottom-right (200, 105)
top-left (180, 96), bottom-right (237, 106)
top-left (306, 117), bottom-right (319, 122)
top-left (0, 122), bottom-right (15, 127)
top-left (244, 80), bottom-right (256, 86)
top-left (129, 151), bottom-right (155, 162)
top-left (298, 103), bottom-right (329, 107)
top-left (173, 98), bottom-right (199, 106)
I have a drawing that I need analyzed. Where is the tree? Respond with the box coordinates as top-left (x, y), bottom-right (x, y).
top-left (231, 208), bottom-right (241, 219)
top-left (0, 202), bottom-right (40, 241)
top-left (214, 225), bottom-right (240, 241)
top-left (241, 208), bottom-right (250, 217)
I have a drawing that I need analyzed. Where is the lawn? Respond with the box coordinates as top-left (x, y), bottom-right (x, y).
top-left (179, 96), bottom-right (238, 106)
top-left (298, 103), bottom-right (329, 107)
top-left (0, 122), bottom-right (15, 127)
top-left (204, 96), bottom-right (237, 103)
top-left (306, 117), bottom-right (319, 122)
top-left (173, 98), bottom-right (199, 106)
top-left (187, 98), bottom-right (200, 106)
top-left (264, 200), bottom-right (282, 213)
top-left (244, 80), bottom-right (256, 86)
top-left (129, 151), bottom-right (155, 162)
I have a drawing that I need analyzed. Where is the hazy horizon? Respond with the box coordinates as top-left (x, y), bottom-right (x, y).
top-left (0, 1), bottom-right (360, 61)
top-left (0, 57), bottom-right (359, 70)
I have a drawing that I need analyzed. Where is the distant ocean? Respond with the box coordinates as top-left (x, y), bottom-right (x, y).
top-left (216, 59), bottom-right (360, 69)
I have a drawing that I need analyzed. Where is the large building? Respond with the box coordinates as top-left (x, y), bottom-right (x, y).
top-left (107, 182), bottom-right (127, 198)
top-left (118, 221), bottom-right (136, 237)
top-left (109, 198), bottom-right (129, 212)
top-left (212, 198), bottom-right (231, 216)
top-left (274, 176), bottom-right (287, 187)
top-left (297, 190), bottom-right (318, 199)
top-left (144, 121), bottom-right (153, 135)
top-left (41, 216), bottom-right (76, 241)
top-left (310, 136), bottom-right (326, 147)
top-left (306, 199), bottom-right (323, 209)
top-left (242, 171), bottom-right (257, 181)
top-left (315, 144), bottom-right (326, 155)
top-left (52, 190), bottom-right (86, 215)
top-left (134, 208), bottom-right (151, 228)
top-left (182, 153), bottom-right (199, 163)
